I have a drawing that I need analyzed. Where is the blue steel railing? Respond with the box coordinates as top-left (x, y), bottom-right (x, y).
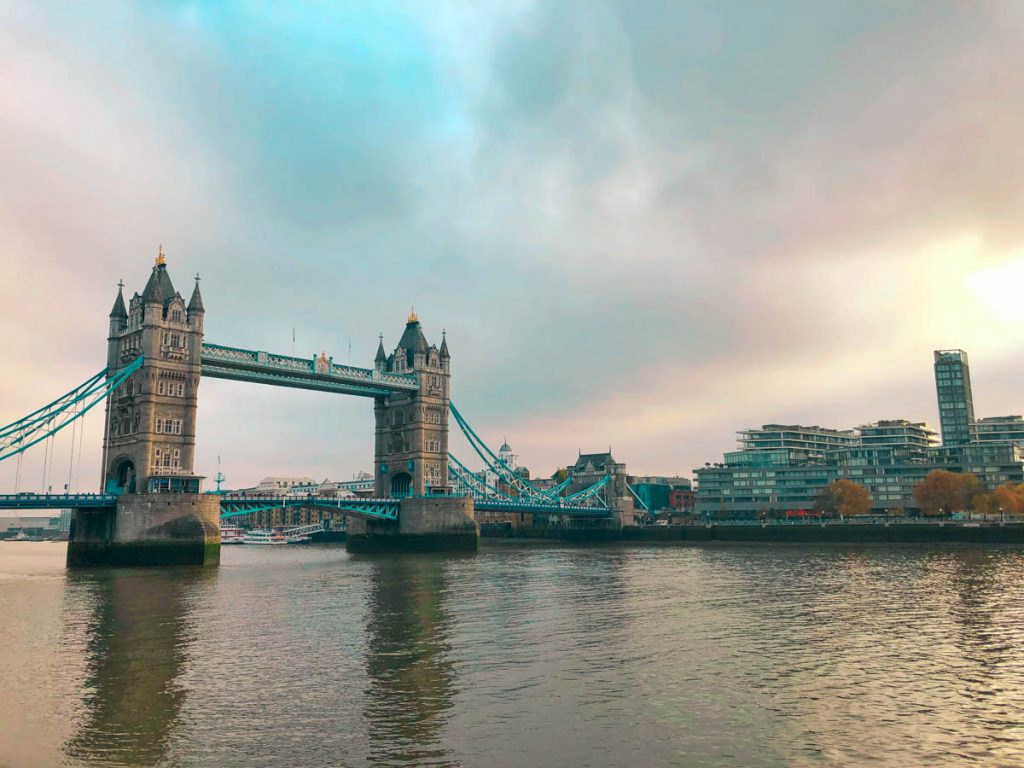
top-left (0, 493), bottom-right (117, 510)
top-left (219, 495), bottom-right (400, 522)
top-left (473, 498), bottom-right (612, 517)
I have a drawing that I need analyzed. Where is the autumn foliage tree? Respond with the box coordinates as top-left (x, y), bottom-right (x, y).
top-left (993, 483), bottom-right (1024, 516)
top-left (815, 479), bottom-right (871, 517)
top-left (913, 470), bottom-right (981, 516)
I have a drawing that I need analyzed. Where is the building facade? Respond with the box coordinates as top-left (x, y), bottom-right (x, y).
top-left (101, 251), bottom-right (205, 495)
top-left (695, 420), bottom-right (1024, 517)
top-left (934, 349), bottom-right (975, 446)
top-left (973, 415), bottom-right (1024, 447)
top-left (373, 312), bottom-right (451, 498)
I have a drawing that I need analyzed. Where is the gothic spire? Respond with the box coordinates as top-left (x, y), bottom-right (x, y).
top-left (439, 328), bottom-right (449, 359)
top-left (109, 279), bottom-right (127, 319)
top-left (187, 273), bottom-right (205, 313)
top-left (375, 333), bottom-right (387, 363)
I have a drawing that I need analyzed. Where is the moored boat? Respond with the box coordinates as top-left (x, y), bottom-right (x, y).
top-left (242, 529), bottom-right (289, 545)
top-left (220, 523), bottom-right (246, 544)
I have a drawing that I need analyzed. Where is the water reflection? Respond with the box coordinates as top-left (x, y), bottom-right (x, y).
top-left (62, 568), bottom-right (209, 767)
top-left (363, 556), bottom-right (458, 767)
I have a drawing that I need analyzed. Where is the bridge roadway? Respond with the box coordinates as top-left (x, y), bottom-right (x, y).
top-left (0, 493), bottom-right (611, 518)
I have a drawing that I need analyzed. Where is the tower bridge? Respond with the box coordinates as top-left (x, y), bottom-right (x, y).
top-left (0, 251), bottom-right (625, 566)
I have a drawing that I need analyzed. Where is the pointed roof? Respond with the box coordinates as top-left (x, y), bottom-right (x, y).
top-left (375, 334), bottom-right (387, 363)
top-left (572, 452), bottom-right (616, 473)
top-left (141, 262), bottom-right (177, 307)
top-left (141, 267), bottom-right (163, 304)
top-left (439, 330), bottom-right (449, 359)
top-left (397, 319), bottom-right (428, 352)
top-left (188, 279), bottom-right (204, 313)
top-left (396, 315), bottom-right (429, 366)
top-left (109, 282), bottom-right (127, 319)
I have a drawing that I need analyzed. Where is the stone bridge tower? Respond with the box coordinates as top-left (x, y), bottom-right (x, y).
top-left (353, 310), bottom-right (475, 552)
top-left (373, 311), bottom-right (451, 498)
top-left (101, 249), bottom-right (205, 495)
top-left (71, 249), bottom-right (219, 568)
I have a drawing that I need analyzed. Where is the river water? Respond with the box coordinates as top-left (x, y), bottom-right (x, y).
top-left (2, 542), bottom-right (1024, 767)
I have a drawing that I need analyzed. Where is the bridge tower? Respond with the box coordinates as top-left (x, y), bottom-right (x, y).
top-left (68, 250), bottom-right (219, 567)
top-left (349, 312), bottom-right (476, 552)
top-left (101, 249), bottom-right (205, 495)
top-left (373, 311), bottom-right (451, 498)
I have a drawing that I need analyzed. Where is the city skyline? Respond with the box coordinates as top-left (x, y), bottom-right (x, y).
top-left (3, 3), bottom-right (1024, 489)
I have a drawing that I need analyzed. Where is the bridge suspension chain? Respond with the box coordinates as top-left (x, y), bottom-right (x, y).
top-left (448, 402), bottom-right (546, 498)
top-left (447, 403), bottom-right (618, 508)
top-left (448, 453), bottom-right (515, 500)
top-left (0, 356), bottom-right (144, 463)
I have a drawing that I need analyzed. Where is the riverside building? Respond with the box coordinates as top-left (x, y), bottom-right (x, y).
top-left (973, 416), bottom-right (1024, 447)
top-left (696, 349), bottom-right (1024, 517)
top-left (934, 349), bottom-right (976, 446)
top-left (695, 420), bottom-right (1023, 518)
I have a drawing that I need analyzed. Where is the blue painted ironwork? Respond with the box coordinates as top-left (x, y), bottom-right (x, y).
top-left (219, 495), bottom-right (400, 522)
top-left (0, 493), bottom-right (116, 510)
top-left (450, 451), bottom-right (612, 515)
top-left (543, 476), bottom-right (573, 498)
top-left (563, 474), bottom-right (610, 506)
top-left (201, 343), bottom-right (417, 398)
top-left (448, 453), bottom-right (514, 499)
top-left (0, 356), bottom-right (144, 462)
top-left (626, 484), bottom-right (650, 511)
top-left (449, 402), bottom-right (548, 497)
top-left (474, 499), bottom-right (611, 518)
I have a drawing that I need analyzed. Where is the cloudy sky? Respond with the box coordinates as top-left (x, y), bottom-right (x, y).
top-left (2, 1), bottom-right (1024, 491)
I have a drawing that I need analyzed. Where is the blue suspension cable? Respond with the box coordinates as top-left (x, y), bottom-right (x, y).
top-left (448, 403), bottom-right (544, 497)
top-left (0, 357), bottom-right (143, 463)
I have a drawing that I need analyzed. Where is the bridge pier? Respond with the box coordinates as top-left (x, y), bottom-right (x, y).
top-left (346, 496), bottom-right (478, 553)
top-left (67, 493), bottom-right (220, 567)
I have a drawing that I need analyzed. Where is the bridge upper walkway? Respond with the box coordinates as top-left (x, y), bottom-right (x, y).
top-left (200, 343), bottom-right (418, 398)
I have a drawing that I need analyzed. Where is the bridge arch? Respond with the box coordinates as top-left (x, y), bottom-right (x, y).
top-left (390, 473), bottom-right (412, 498)
top-left (107, 457), bottom-right (136, 495)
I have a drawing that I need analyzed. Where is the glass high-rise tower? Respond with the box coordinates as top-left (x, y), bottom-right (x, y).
top-left (933, 349), bottom-right (975, 446)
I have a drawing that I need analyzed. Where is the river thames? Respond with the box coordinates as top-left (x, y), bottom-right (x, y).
top-left (2, 542), bottom-right (1024, 767)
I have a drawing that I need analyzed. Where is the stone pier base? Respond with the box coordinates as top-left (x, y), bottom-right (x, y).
top-left (67, 493), bottom-right (221, 567)
top-left (346, 496), bottom-right (478, 553)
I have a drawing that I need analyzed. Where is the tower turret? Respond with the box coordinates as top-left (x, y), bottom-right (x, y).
top-left (374, 334), bottom-right (387, 373)
top-left (107, 280), bottom-right (128, 371)
top-left (439, 330), bottom-right (450, 373)
top-left (109, 280), bottom-right (127, 328)
top-left (187, 274), bottom-right (205, 333)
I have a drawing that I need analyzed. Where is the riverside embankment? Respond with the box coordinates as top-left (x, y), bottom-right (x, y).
top-left (484, 521), bottom-right (1024, 545)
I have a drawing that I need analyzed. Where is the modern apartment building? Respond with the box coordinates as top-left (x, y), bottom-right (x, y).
top-left (973, 415), bottom-right (1024, 447)
top-left (695, 349), bottom-right (1023, 517)
top-left (934, 349), bottom-right (975, 446)
top-left (694, 420), bottom-right (1023, 517)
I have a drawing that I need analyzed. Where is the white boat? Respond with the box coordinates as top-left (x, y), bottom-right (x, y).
top-left (242, 529), bottom-right (289, 545)
top-left (220, 523), bottom-right (246, 544)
